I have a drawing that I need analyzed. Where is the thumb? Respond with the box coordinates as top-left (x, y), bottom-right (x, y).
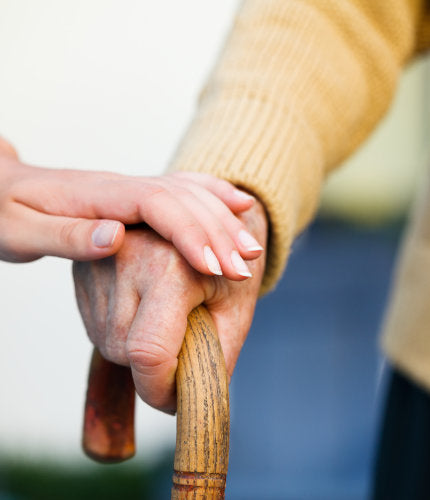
top-left (126, 285), bottom-right (204, 413)
top-left (10, 206), bottom-right (125, 261)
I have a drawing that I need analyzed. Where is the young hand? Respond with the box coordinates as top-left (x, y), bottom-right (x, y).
top-left (0, 140), bottom-right (262, 279)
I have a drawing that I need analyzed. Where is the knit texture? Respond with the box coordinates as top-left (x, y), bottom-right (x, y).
top-left (170, 0), bottom-right (427, 294)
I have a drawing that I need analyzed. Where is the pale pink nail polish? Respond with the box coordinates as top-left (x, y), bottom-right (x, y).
top-left (238, 230), bottom-right (263, 252)
top-left (234, 189), bottom-right (255, 202)
top-left (204, 246), bottom-right (222, 275)
top-left (231, 250), bottom-right (252, 277)
top-left (92, 222), bottom-right (120, 248)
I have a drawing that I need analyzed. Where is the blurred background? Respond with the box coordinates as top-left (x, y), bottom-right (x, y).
top-left (0, 1), bottom-right (429, 499)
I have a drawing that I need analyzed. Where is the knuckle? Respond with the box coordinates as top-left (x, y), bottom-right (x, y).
top-left (103, 338), bottom-right (128, 366)
top-left (207, 221), bottom-right (230, 245)
top-left (205, 275), bottom-right (227, 304)
top-left (58, 219), bottom-right (82, 248)
top-left (171, 220), bottom-right (201, 247)
top-left (177, 220), bottom-right (199, 235)
top-left (160, 249), bottom-right (198, 285)
top-left (166, 249), bottom-right (187, 274)
top-left (4, 175), bottom-right (36, 205)
top-left (159, 180), bottom-right (193, 202)
top-left (169, 184), bottom-right (190, 198)
top-left (126, 338), bottom-right (173, 373)
top-left (138, 184), bottom-right (169, 220)
top-left (143, 184), bottom-right (167, 201)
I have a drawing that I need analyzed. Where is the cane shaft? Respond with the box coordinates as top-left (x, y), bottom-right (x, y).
top-left (82, 305), bottom-right (230, 498)
top-left (172, 306), bottom-right (230, 499)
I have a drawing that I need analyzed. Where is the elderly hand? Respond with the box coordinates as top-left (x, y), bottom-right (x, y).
top-left (73, 199), bottom-right (267, 412)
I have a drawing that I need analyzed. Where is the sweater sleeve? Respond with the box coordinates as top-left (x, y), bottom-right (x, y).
top-left (169, 0), bottom-right (425, 293)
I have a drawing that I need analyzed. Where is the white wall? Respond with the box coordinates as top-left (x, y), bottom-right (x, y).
top-left (0, 0), bottom-right (238, 462)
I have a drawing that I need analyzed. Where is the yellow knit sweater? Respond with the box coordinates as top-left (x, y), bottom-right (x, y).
top-left (170, 0), bottom-right (430, 293)
top-left (170, 0), bottom-right (430, 390)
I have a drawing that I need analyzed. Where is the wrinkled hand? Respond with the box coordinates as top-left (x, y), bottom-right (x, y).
top-left (73, 200), bottom-right (267, 412)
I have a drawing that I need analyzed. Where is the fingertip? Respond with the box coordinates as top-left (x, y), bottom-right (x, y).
top-left (230, 250), bottom-right (252, 278)
top-left (226, 188), bottom-right (255, 213)
top-left (126, 293), bottom-right (194, 413)
top-left (128, 343), bottom-right (178, 412)
top-left (110, 222), bottom-right (125, 250)
top-left (213, 249), bottom-right (252, 281)
top-left (236, 229), bottom-right (264, 256)
top-left (131, 365), bottom-right (178, 413)
top-left (91, 220), bottom-right (124, 253)
top-left (203, 245), bottom-right (223, 276)
top-left (234, 188), bottom-right (255, 204)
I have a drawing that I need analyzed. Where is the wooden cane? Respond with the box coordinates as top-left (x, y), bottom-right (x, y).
top-left (82, 305), bottom-right (230, 499)
top-left (82, 349), bottom-right (136, 462)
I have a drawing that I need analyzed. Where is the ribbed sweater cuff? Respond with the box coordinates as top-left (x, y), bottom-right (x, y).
top-left (169, 94), bottom-right (324, 293)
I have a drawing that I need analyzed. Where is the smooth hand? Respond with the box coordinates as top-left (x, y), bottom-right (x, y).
top-left (0, 138), bottom-right (260, 278)
top-left (74, 200), bottom-right (267, 412)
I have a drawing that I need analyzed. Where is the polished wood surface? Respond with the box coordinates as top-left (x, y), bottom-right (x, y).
top-left (82, 348), bottom-right (136, 463)
top-left (172, 306), bottom-right (229, 499)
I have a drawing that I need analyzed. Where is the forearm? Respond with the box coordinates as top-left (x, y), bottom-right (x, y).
top-left (169, 0), bottom-right (425, 292)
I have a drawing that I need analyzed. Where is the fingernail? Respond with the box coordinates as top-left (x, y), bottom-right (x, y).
top-left (92, 221), bottom-right (120, 248)
top-left (238, 229), bottom-right (263, 251)
top-left (234, 189), bottom-right (255, 202)
top-left (204, 246), bottom-right (222, 275)
top-left (231, 250), bottom-right (252, 277)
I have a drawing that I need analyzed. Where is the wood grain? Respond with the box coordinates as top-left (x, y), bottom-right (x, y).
top-left (172, 306), bottom-right (230, 499)
top-left (82, 305), bottom-right (230, 498)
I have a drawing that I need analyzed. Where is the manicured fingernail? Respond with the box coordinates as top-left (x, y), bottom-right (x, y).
top-left (234, 189), bottom-right (255, 202)
top-left (204, 246), bottom-right (222, 275)
top-left (92, 221), bottom-right (120, 248)
top-left (231, 250), bottom-right (252, 277)
top-left (238, 229), bottom-right (263, 251)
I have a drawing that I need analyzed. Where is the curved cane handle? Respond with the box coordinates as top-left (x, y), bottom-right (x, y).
top-left (82, 349), bottom-right (136, 462)
top-left (82, 305), bottom-right (230, 499)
